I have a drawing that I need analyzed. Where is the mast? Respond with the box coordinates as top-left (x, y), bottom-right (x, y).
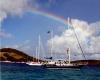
top-left (40, 39), bottom-right (45, 60)
top-left (37, 35), bottom-right (41, 63)
top-left (32, 51), bottom-right (34, 62)
top-left (67, 48), bottom-right (71, 64)
top-left (37, 35), bottom-right (45, 62)
top-left (35, 47), bottom-right (38, 62)
top-left (50, 30), bottom-right (53, 61)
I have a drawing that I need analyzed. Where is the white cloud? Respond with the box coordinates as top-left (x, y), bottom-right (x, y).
top-left (47, 19), bottom-right (100, 60)
top-left (0, 0), bottom-right (31, 38)
top-left (0, 0), bottom-right (29, 22)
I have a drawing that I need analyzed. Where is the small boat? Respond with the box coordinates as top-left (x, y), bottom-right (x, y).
top-left (26, 62), bottom-right (42, 66)
top-left (26, 35), bottom-right (42, 66)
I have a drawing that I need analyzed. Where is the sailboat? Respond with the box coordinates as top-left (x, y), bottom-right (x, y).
top-left (42, 18), bottom-right (85, 69)
top-left (26, 35), bottom-right (42, 66)
top-left (42, 48), bottom-right (84, 68)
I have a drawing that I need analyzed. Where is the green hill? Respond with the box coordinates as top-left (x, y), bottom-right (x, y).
top-left (0, 48), bottom-right (41, 62)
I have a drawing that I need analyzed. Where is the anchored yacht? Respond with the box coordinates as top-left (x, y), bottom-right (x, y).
top-left (26, 35), bottom-right (42, 66)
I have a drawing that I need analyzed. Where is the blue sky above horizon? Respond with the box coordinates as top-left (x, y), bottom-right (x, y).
top-left (1, 12), bottom-right (67, 47)
top-left (32, 0), bottom-right (100, 22)
top-left (0, 0), bottom-right (100, 60)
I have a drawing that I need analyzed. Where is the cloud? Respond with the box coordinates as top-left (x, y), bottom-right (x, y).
top-left (0, 0), bottom-right (29, 22)
top-left (0, 0), bottom-right (38, 38)
top-left (0, 0), bottom-right (30, 38)
top-left (47, 19), bottom-right (100, 60)
top-left (0, 0), bottom-right (43, 38)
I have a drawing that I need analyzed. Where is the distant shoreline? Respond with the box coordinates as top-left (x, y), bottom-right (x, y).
top-left (0, 60), bottom-right (100, 66)
top-left (0, 48), bottom-right (100, 66)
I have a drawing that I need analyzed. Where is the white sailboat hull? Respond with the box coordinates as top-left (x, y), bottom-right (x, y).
top-left (42, 64), bottom-right (84, 69)
top-left (26, 62), bottom-right (42, 66)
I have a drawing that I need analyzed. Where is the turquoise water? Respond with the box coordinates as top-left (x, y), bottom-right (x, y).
top-left (1, 63), bottom-right (100, 80)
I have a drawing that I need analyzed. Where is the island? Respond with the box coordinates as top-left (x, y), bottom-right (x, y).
top-left (0, 48), bottom-right (100, 66)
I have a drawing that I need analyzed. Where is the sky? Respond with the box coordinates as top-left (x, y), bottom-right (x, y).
top-left (0, 0), bottom-right (100, 60)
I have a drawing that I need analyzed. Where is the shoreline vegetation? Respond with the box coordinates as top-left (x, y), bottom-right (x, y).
top-left (0, 48), bottom-right (100, 66)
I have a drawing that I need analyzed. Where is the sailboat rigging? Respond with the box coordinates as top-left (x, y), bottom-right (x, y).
top-left (26, 35), bottom-right (42, 66)
top-left (26, 17), bottom-right (86, 68)
top-left (42, 18), bottom-right (85, 68)
top-left (68, 17), bottom-right (86, 60)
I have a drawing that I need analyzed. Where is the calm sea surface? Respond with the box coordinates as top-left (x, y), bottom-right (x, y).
top-left (0, 62), bottom-right (100, 80)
